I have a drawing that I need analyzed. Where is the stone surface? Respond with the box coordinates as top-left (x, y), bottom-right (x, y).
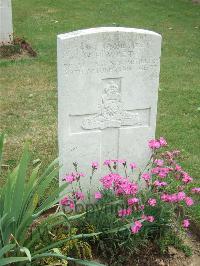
top-left (0, 0), bottom-right (13, 44)
top-left (57, 27), bottom-right (162, 192)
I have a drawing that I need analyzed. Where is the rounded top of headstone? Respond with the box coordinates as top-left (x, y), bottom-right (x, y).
top-left (57, 27), bottom-right (161, 40)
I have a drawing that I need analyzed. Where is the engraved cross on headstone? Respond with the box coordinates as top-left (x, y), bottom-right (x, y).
top-left (70, 78), bottom-right (150, 161)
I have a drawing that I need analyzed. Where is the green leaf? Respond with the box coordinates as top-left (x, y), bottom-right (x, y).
top-left (32, 232), bottom-right (102, 255)
top-left (34, 166), bottom-right (59, 203)
top-left (11, 144), bottom-right (30, 223)
top-left (32, 159), bottom-right (41, 166)
top-left (0, 257), bottom-right (28, 266)
top-left (68, 212), bottom-right (87, 221)
top-left (20, 247), bottom-right (31, 261)
top-left (15, 215), bottom-right (33, 246)
top-left (67, 257), bottom-right (105, 266)
top-left (20, 164), bottom-right (41, 219)
top-left (105, 222), bottom-right (132, 234)
top-left (34, 182), bottom-right (68, 217)
top-left (0, 133), bottom-right (5, 174)
top-left (0, 215), bottom-right (15, 246)
top-left (32, 252), bottom-right (105, 266)
top-left (3, 166), bottom-right (19, 217)
top-left (0, 244), bottom-right (15, 258)
top-left (40, 158), bottom-right (59, 179)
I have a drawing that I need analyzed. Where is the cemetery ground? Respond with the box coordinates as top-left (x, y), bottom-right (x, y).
top-left (0, 0), bottom-right (200, 265)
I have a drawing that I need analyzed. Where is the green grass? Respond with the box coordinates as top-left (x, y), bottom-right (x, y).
top-left (0, 1), bottom-right (199, 187)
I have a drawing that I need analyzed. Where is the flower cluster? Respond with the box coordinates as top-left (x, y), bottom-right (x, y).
top-left (100, 173), bottom-right (138, 195)
top-left (118, 208), bottom-right (132, 217)
top-left (60, 196), bottom-right (75, 209)
top-left (153, 180), bottom-right (168, 187)
top-left (63, 172), bottom-right (85, 183)
top-left (191, 187), bottom-right (200, 194)
top-left (148, 137), bottom-right (167, 149)
top-left (161, 192), bottom-right (193, 206)
top-left (131, 221), bottom-right (142, 234)
top-left (104, 159), bottom-right (126, 166)
top-left (60, 137), bottom-right (199, 236)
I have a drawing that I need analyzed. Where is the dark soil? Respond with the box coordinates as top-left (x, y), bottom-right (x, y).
top-left (92, 230), bottom-right (200, 266)
top-left (192, 0), bottom-right (200, 4)
top-left (0, 37), bottom-right (37, 59)
top-left (129, 236), bottom-right (200, 266)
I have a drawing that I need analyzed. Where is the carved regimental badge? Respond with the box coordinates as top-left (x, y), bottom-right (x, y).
top-left (82, 79), bottom-right (141, 130)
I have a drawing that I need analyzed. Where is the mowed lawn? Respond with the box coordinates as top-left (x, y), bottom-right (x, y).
top-left (0, 0), bottom-right (199, 190)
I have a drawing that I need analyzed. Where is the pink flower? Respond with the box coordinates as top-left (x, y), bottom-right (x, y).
top-left (142, 173), bottom-right (151, 181)
top-left (148, 198), bottom-right (157, 206)
top-left (177, 191), bottom-right (186, 201)
top-left (100, 173), bottom-right (139, 196)
top-left (104, 160), bottom-right (111, 166)
top-left (183, 219), bottom-right (190, 228)
top-left (100, 173), bottom-right (115, 189)
top-left (154, 180), bottom-right (168, 187)
top-left (110, 159), bottom-right (126, 164)
top-left (118, 208), bottom-right (132, 217)
top-left (142, 215), bottom-right (155, 223)
top-left (151, 167), bottom-right (160, 174)
top-left (130, 162), bottom-right (137, 169)
top-left (170, 194), bottom-right (178, 202)
top-left (161, 192), bottom-right (187, 203)
top-left (182, 172), bottom-right (193, 184)
top-left (69, 201), bottom-right (75, 209)
top-left (118, 210), bottom-right (125, 217)
top-left (139, 205), bottom-right (145, 210)
top-left (185, 196), bottom-right (194, 206)
top-left (115, 178), bottom-right (138, 195)
top-left (191, 187), bottom-right (200, 194)
top-left (63, 174), bottom-right (76, 183)
top-left (146, 215), bottom-right (155, 222)
top-left (175, 164), bottom-right (182, 172)
top-left (126, 208), bottom-right (132, 215)
top-left (94, 191), bottom-right (102, 199)
top-left (161, 193), bottom-right (170, 202)
top-left (158, 168), bottom-right (170, 178)
top-left (160, 181), bottom-right (168, 187)
top-left (128, 197), bottom-right (139, 206)
top-left (78, 172), bottom-right (85, 177)
top-left (100, 173), bottom-right (123, 189)
top-left (159, 137), bottom-right (167, 147)
top-left (60, 197), bottom-right (75, 209)
top-left (154, 159), bottom-right (164, 166)
top-left (118, 209), bottom-right (126, 217)
top-left (148, 139), bottom-right (161, 149)
top-left (92, 161), bottom-right (99, 169)
top-left (60, 196), bottom-right (68, 206)
top-left (131, 221), bottom-right (142, 234)
top-left (74, 191), bottom-right (84, 201)
top-left (165, 151), bottom-right (173, 160)
top-left (117, 159), bottom-right (126, 164)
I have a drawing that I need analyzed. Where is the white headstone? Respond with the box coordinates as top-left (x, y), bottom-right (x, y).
top-left (57, 27), bottom-right (162, 192)
top-left (0, 0), bottom-right (13, 44)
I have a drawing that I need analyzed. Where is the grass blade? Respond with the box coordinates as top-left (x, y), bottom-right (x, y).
top-left (31, 252), bottom-right (105, 265)
top-left (11, 144), bottom-right (30, 224)
top-left (0, 244), bottom-right (15, 258)
top-left (0, 133), bottom-right (5, 174)
top-left (0, 257), bottom-right (28, 266)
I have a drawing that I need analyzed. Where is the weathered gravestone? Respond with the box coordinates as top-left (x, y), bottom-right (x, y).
top-left (0, 0), bottom-right (13, 44)
top-left (57, 27), bottom-right (162, 192)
